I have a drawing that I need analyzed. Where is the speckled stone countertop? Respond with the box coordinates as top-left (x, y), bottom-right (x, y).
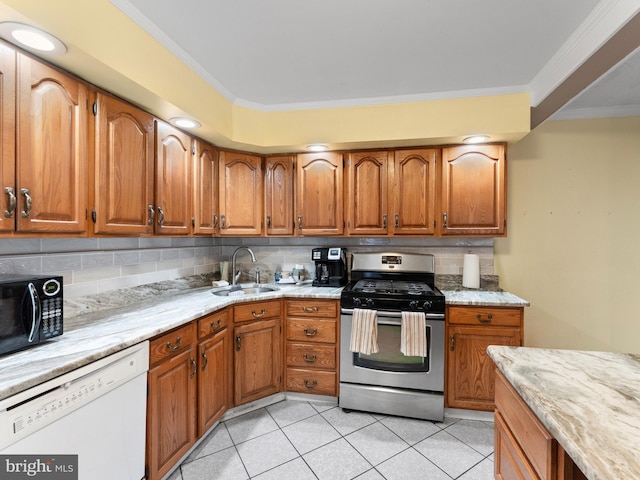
top-left (0, 274), bottom-right (527, 401)
top-left (487, 346), bottom-right (640, 480)
top-left (436, 274), bottom-right (529, 307)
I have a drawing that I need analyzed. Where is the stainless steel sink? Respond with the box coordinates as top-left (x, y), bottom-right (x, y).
top-left (211, 284), bottom-right (279, 297)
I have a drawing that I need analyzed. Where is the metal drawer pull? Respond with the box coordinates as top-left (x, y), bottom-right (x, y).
top-left (210, 319), bottom-right (222, 330)
top-left (297, 215), bottom-right (303, 229)
top-left (147, 205), bottom-right (155, 225)
top-left (382, 213), bottom-right (387, 229)
top-left (395, 213), bottom-right (399, 228)
top-left (302, 306), bottom-right (318, 313)
top-left (213, 214), bottom-right (218, 228)
top-left (442, 212), bottom-right (448, 228)
top-left (4, 187), bottom-right (16, 218)
top-left (304, 328), bottom-right (317, 337)
top-left (236, 334), bottom-right (241, 351)
top-left (201, 351), bottom-right (208, 370)
top-left (166, 336), bottom-right (182, 352)
top-left (190, 357), bottom-right (197, 378)
top-left (221, 214), bottom-right (226, 229)
top-left (476, 314), bottom-right (493, 323)
top-left (450, 334), bottom-right (455, 351)
top-left (251, 308), bottom-right (266, 318)
top-left (157, 205), bottom-right (165, 225)
top-left (21, 188), bottom-right (32, 218)
top-left (303, 354), bottom-right (317, 363)
top-left (304, 379), bottom-right (317, 389)
top-left (266, 215), bottom-right (271, 228)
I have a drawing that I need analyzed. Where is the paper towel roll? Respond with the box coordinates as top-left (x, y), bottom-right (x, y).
top-left (462, 254), bottom-right (480, 289)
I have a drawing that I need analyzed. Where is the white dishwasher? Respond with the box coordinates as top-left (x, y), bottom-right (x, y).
top-left (0, 341), bottom-right (149, 480)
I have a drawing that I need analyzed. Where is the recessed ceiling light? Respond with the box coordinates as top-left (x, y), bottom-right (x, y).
top-left (0, 22), bottom-right (67, 55)
top-left (170, 117), bottom-right (201, 129)
top-left (463, 135), bottom-right (490, 144)
top-left (306, 144), bottom-right (328, 152)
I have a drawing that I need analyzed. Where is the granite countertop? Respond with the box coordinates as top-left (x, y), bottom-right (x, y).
top-left (487, 345), bottom-right (640, 480)
top-left (0, 274), bottom-right (528, 402)
top-left (436, 274), bottom-right (529, 307)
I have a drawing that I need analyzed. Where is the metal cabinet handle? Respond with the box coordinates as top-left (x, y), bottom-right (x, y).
top-left (213, 214), bottom-right (218, 228)
top-left (302, 306), bottom-right (318, 313)
top-left (443, 212), bottom-right (448, 228)
top-left (450, 334), bottom-right (455, 351)
top-left (394, 213), bottom-right (399, 229)
top-left (251, 308), bottom-right (266, 318)
top-left (304, 379), bottom-right (317, 389)
top-left (166, 336), bottom-right (182, 352)
top-left (157, 205), bottom-right (165, 225)
top-left (382, 213), bottom-right (387, 229)
top-left (297, 215), bottom-right (303, 230)
top-left (221, 214), bottom-right (226, 229)
top-left (190, 357), bottom-right (197, 378)
top-left (303, 354), bottom-right (317, 363)
top-left (236, 334), bottom-right (241, 351)
top-left (476, 314), bottom-right (493, 323)
top-left (304, 328), bottom-right (317, 337)
top-left (21, 188), bottom-right (32, 218)
top-left (4, 187), bottom-right (16, 218)
top-left (266, 215), bottom-right (271, 228)
top-left (210, 319), bottom-right (222, 331)
top-left (201, 351), bottom-right (208, 371)
top-left (147, 205), bottom-right (155, 225)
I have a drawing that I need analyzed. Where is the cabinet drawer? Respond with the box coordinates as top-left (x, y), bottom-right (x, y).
top-left (286, 319), bottom-right (336, 343)
top-left (495, 370), bottom-right (555, 480)
top-left (448, 306), bottom-right (522, 327)
top-left (149, 322), bottom-right (196, 366)
top-left (495, 411), bottom-right (538, 480)
top-left (198, 309), bottom-right (230, 339)
top-left (234, 300), bottom-right (281, 322)
top-left (286, 368), bottom-right (336, 396)
top-left (286, 343), bottom-right (336, 369)
top-left (286, 300), bottom-right (338, 318)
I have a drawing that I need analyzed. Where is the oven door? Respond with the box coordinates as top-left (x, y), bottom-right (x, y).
top-left (340, 310), bottom-right (445, 392)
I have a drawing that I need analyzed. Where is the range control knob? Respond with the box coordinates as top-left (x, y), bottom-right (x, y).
top-left (365, 298), bottom-right (375, 308)
top-left (409, 300), bottom-right (420, 310)
top-left (422, 300), bottom-right (433, 311)
top-left (352, 297), bottom-right (362, 307)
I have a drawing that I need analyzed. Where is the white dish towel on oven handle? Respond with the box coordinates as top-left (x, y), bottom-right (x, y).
top-left (401, 311), bottom-right (427, 357)
top-left (349, 308), bottom-right (379, 355)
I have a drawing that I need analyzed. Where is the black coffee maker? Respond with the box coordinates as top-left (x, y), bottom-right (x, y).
top-left (312, 247), bottom-right (348, 287)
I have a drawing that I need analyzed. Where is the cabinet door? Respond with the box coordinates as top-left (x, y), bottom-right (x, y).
top-left (447, 325), bottom-right (521, 411)
top-left (16, 54), bottom-right (88, 233)
top-left (441, 144), bottom-right (506, 236)
top-left (0, 43), bottom-right (15, 233)
top-left (198, 328), bottom-right (231, 436)
top-left (234, 318), bottom-right (281, 405)
top-left (296, 152), bottom-right (343, 235)
top-left (392, 149), bottom-right (437, 235)
top-left (219, 151), bottom-right (263, 236)
top-left (346, 151), bottom-right (390, 235)
top-left (265, 155), bottom-right (294, 235)
top-left (193, 139), bottom-right (219, 235)
top-left (93, 92), bottom-right (154, 234)
top-left (146, 347), bottom-right (197, 480)
top-left (155, 120), bottom-right (192, 235)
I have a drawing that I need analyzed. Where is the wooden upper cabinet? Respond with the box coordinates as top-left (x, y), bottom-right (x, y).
top-left (93, 92), bottom-right (155, 235)
top-left (392, 148), bottom-right (437, 235)
top-left (346, 151), bottom-right (390, 235)
top-left (16, 54), bottom-right (88, 233)
top-left (219, 151), bottom-right (263, 236)
top-left (440, 144), bottom-right (506, 236)
top-left (0, 43), bottom-right (15, 233)
top-left (155, 120), bottom-right (192, 235)
top-left (265, 155), bottom-right (294, 236)
top-left (296, 152), bottom-right (343, 235)
top-left (193, 139), bottom-right (219, 235)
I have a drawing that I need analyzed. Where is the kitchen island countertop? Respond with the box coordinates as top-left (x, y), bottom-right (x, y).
top-left (487, 345), bottom-right (640, 480)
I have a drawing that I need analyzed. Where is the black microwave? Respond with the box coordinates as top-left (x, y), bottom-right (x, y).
top-left (0, 275), bottom-right (63, 356)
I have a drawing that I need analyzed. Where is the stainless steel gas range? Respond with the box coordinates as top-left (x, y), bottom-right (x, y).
top-left (339, 252), bottom-right (446, 421)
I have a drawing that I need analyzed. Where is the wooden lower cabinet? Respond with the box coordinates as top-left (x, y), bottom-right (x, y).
top-left (146, 323), bottom-right (197, 480)
top-left (285, 299), bottom-right (339, 396)
top-left (446, 306), bottom-right (523, 411)
top-left (233, 300), bottom-right (282, 405)
top-left (495, 370), bottom-right (586, 480)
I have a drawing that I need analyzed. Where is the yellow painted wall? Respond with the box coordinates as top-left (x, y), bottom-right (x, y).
top-left (495, 116), bottom-right (640, 353)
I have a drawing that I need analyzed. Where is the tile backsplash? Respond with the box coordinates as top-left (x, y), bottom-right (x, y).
top-left (0, 236), bottom-right (494, 298)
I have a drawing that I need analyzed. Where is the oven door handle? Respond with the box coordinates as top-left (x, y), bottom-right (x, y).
top-left (340, 308), bottom-right (444, 320)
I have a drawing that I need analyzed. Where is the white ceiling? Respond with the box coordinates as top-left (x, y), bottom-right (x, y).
top-left (113, 0), bottom-right (639, 116)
